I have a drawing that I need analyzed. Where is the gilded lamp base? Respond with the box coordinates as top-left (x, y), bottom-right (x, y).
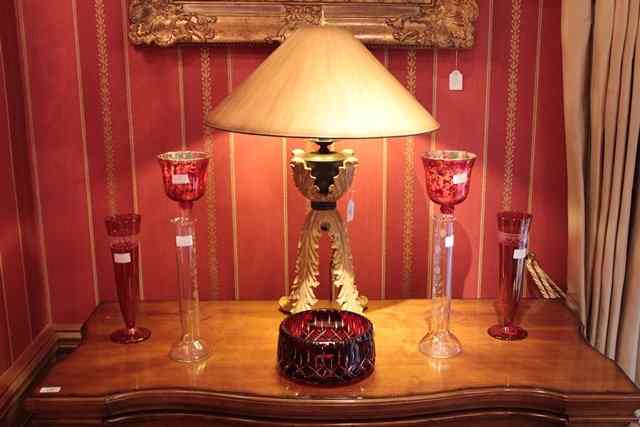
top-left (279, 143), bottom-right (367, 314)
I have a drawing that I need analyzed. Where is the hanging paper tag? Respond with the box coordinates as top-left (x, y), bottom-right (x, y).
top-left (113, 253), bottom-right (131, 264)
top-left (452, 173), bottom-right (468, 185)
top-left (346, 199), bottom-right (355, 223)
top-left (176, 235), bottom-right (193, 247)
top-left (39, 386), bottom-right (61, 394)
top-left (449, 70), bottom-right (463, 91)
top-left (513, 248), bottom-right (527, 259)
top-left (444, 235), bottom-right (454, 248)
top-left (171, 174), bottom-right (190, 184)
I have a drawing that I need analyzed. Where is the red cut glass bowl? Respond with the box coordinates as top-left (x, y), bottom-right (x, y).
top-left (277, 309), bottom-right (375, 386)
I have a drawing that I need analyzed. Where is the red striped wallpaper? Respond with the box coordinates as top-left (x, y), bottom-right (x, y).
top-left (0, 0), bottom-right (50, 377)
top-left (1, 0), bottom-right (567, 371)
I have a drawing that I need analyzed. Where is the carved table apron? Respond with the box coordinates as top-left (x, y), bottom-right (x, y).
top-left (25, 300), bottom-right (640, 426)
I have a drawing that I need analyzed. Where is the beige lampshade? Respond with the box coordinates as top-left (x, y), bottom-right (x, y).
top-left (206, 26), bottom-right (439, 139)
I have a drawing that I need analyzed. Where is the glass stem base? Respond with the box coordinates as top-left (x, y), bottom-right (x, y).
top-left (110, 327), bottom-right (151, 344)
top-left (170, 337), bottom-right (210, 363)
top-left (488, 324), bottom-right (528, 341)
top-left (419, 330), bottom-right (462, 359)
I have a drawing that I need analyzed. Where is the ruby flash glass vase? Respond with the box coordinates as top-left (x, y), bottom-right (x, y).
top-left (104, 214), bottom-right (150, 344)
top-left (419, 150), bottom-right (476, 359)
top-left (488, 211), bottom-right (532, 341)
top-left (158, 151), bottom-right (210, 363)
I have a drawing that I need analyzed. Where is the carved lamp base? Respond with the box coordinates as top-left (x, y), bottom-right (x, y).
top-left (279, 141), bottom-right (368, 314)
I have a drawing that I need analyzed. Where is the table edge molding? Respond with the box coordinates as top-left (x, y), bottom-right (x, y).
top-left (25, 386), bottom-right (640, 423)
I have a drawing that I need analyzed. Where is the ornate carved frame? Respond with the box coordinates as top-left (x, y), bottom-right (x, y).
top-left (128, 0), bottom-right (479, 48)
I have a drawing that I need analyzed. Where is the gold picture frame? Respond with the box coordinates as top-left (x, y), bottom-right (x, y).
top-left (127, 0), bottom-right (479, 48)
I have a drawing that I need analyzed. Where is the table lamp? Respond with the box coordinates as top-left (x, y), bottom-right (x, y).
top-left (206, 26), bottom-right (439, 314)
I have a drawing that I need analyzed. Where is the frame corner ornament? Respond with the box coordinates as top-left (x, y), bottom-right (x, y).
top-left (266, 5), bottom-right (323, 43)
top-left (128, 0), bottom-right (217, 47)
top-left (385, 0), bottom-right (480, 48)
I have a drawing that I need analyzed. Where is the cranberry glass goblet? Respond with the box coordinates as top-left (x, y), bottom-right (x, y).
top-left (419, 150), bottom-right (476, 359)
top-left (158, 151), bottom-right (210, 363)
top-left (105, 214), bottom-right (150, 344)
top-left (422, 150), bottom-right (476, 214)
top-left (488, 211), bottom-right (532, 341)
top-left (158, 151), bottom-right (209, 216)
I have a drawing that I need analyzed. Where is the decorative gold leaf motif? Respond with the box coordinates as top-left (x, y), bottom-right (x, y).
top-left (502, 0), bottom-right (522, 211)
top-left (201, 48), bottom-right (220, 299)
top-left (95, 0), bottom-right (117, 214)
top-left (279, 210), bottom-right (322, 313)
top-left (280, 210), bottom-right (364, 314)
top-left (266, 5), bottom-right (323, 43)
top-left (401, 50), bottom-right (416, 296)
top-left (289, 149), bottom-right (358, 203)
top-left (385, 0), bottom-right (479, 48)
top-left (280, 150), bottom-right (366, 314)
top-left (128, 0), bottom-right (216, 47)
top-left (328, 211), bottom-right (362, 313)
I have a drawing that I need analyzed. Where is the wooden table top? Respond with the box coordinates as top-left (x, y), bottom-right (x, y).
top-left (26, 299), bottom-right (640, 422)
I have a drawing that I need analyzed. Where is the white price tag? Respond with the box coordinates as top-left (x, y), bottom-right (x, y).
top-left (513, 248), bottom-right (527, 260)
top-left (171, 174), bottom-right (190, 184)
top-left (444, 235), bottom-right (454, 248)
top-left (452, 173), bottom-right (468, 185)
top-left (113, 253), bottom-right (131, 264)
top-left (176, 235), bottom-right (193, 247)
top-left (449, 70), bottom-right (463, 91)
top-left (346, 199), bottom-right (355, 223)
top-left (40, 386), bottom-right (61, 394)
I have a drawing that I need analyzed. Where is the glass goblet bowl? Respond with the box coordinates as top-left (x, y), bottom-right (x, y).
top-left (422, 150), bottom-right (476, 214)
top-left (158, 151), bottom-right (210, 208)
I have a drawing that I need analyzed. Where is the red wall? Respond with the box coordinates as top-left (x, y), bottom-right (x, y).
top-left (8, 0), bottom-right (566, 328)
top-left (0, 0), bottom-right (49, 377)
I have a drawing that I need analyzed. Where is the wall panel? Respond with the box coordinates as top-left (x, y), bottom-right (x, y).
top-left (528, 0), bottom-right (567, 289)
top-left (0, 0), bottom-right (50, 377)
top-left (19, 0), bottom-right (96, 323)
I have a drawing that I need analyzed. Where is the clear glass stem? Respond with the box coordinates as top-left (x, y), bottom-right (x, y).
top-left (419, 213), bottom-right (462, 358)
top-left (176, 218), bottom-right (199, 342)
top-left (432, 215), bottom-right (453, 335)
top-left (170, 213), bottom-right (209, 363)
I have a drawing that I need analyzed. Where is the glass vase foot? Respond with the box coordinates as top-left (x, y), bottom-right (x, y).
top-left (488, 324), bottom-right (528, 341)
top-left (110, 327), bottom-right (151, 344)
top-left (419, 331), bottom-right (462, 359)
top-left (170, 338), bottom-right (210, 363)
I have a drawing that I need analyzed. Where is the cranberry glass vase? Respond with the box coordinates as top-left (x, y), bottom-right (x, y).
top-left (104, 214), bottom-right (150, 344)
top-left (419, 150), bottom-right (476, 359)
top-left (488, 211), bottom-right (532, 341)
top-left (158, 151), bottom-right (210, 363)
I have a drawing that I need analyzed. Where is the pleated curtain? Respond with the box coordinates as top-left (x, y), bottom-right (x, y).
top-left (562, 0), bottom-right (640, 383)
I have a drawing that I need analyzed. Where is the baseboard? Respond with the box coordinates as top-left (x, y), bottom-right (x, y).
top-left (0, 323), bottom-right (84, 426)
top-left (51, 323), bottom-right (84, 353)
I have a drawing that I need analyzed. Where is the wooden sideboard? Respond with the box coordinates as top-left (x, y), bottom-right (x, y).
top-left (25, 300), bottom-right (640, 426)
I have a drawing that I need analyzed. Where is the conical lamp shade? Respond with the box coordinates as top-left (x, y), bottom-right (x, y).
top-left (206, 26), bottom-right (439, 139)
